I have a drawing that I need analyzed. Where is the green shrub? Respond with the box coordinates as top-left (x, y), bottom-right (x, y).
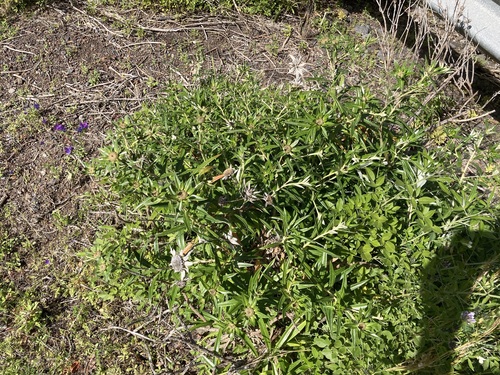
top-left (85, 67), bottom-right (499, 373)
top-left (0, 0), bottom-right (50, 17)
top-left (100, 0), bottom-right (299, 17)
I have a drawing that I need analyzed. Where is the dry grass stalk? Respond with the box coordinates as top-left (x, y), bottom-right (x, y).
top-left (376, 0), bottom-right (482, 128)
top-left (376, 0), bottom-right (477, 91)
top-left (375, 0), bottom-right (421, 71)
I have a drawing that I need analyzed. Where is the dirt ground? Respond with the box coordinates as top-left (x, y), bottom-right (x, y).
top-left (0, 4), bottom-right (339, 263)
top-left (1, 1), bottom-right (499, 373)
top-left (0, 1), bottom-right (324, 246)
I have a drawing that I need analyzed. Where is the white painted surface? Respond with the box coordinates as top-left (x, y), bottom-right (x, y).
top-left (426, 0), bottom-right (500, 61)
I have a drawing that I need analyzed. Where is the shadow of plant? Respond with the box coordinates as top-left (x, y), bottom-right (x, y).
top-left (414, 227), bottom-right (500, 374)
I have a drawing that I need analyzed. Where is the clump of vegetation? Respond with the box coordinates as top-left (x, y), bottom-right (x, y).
top-left (85, 65), bottom-right (500, 373)
top-left (89, 0), bottom-right (299, 17)
top-left (2, 0), bottom-right (499, 373)
top-left (1, 0), bottom-right (50, 17)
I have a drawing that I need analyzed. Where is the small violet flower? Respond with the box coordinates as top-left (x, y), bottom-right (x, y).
top-left (77, 121), bottom-right (89, 132)
top-left (44, 259), bottom-right (50, 265)
top-left (65, 146), bottom-right (73, 155)
top-left (461, 311), bottom-right (476, 324)
top-left (33, 103), bottom-right (40, 110)
top-left (53, 123), bottom-right (66, 131)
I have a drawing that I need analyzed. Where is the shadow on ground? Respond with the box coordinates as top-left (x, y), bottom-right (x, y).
top-left (414, 225), bottom-right (500, 373)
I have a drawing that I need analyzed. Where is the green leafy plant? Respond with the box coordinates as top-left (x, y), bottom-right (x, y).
top-left (1, 0), bottom-right (52, 17)
top-left (96, 0), bottom-right (299, 17)
top-left (85, 67), bottom-right (499, 373)
top-left (88, 69), bottom-right (101, 86)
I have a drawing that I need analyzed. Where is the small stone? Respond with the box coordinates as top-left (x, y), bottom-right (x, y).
top-left (354, 24), bottom-right (371, 37)
top-left (8, 87), bottom-right (15, 94)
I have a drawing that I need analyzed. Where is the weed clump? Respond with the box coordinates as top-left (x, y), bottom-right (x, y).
top-left (85, 66), bottom-right (500, 373)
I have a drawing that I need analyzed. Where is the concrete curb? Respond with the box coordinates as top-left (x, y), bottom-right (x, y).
top-left (425, 0), bottom-right (500, 62)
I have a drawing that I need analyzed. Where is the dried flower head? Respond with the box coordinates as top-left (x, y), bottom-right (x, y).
top-left (178, 190), bottom-right (189, 200)
top-left (170, 247), bottom-right (193, 281)
top-left (170, 252), bottom-right (184, 273)
top-left (241, 180), bottom-right (260, 203)
top-left (263, 193), bottom-right (274, 207)
top-left (211, 167), bottom-right (235, 183)
top-left (108, 152), bottom-right (118, 162)
top-left (288, 54), bottom-right (310, 85)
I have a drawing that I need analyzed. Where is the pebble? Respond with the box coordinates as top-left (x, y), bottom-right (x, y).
top-left (354, 24), bottom-right (371, 37)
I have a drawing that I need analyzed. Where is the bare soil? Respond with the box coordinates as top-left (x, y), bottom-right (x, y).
top-left (0, 3), bottom-right (332, 274)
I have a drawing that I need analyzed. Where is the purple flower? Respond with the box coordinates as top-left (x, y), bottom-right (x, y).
top-left (76, 121), bottom-right (89, 132)
top-left (42, 118), bottom-right (48, 125)
top-left (44, 259), bottom-right (50, 265)
top-left (65, 146), bottom-right (73, 155)
top-left (34, 103), bottom-right (40, 110)
top-left (461, 311), bottom-right (476, 324)
top-left (53, 124), bottom-right (66, 131)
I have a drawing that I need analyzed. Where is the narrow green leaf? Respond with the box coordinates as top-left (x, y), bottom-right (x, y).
top-left (350, 279), bottom-right (369, 291)
top-left (258, 318), bottom-right (272, 351)
top-left (418, 196), bottom-right (436, 205)
top-left (189, 153), bottom-right (221, 175)
top-left (365, 167), bottom-right (376, 182)
top-left (275, 321), bottom-right (306, 350)
top-left (242, 333), bottom-right (258, 356)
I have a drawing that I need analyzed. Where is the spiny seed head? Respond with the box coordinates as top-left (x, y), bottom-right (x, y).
top-left (170, 253), bottom-right (184, 272)
top-left (245, 306), bottom-right (255, 319)
top-left (263, 193), bottom-right (274, 207)
top-left (178, 190), bottom-right (188, 200)
top-left (108, 152), bottom-right (118, 162)
top-left (283, 144), bottom-right (292, 154)
top-left (241, 180), bottom-right (259, 203)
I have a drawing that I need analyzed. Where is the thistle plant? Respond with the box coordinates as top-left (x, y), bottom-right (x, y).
top-left (86, 69), bottom-right (499, 374)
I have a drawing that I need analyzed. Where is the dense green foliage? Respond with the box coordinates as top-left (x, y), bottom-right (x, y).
top-left (0, 0), bottom-right (49, 16)
top-left (1, 0), bottom-right (299, 18)
top-left (2, 0), bottom-right (498, 373)
top-left (90, 0), bottom-right (299, 17)
top-left (86, 67), bottom-right (500, 373)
